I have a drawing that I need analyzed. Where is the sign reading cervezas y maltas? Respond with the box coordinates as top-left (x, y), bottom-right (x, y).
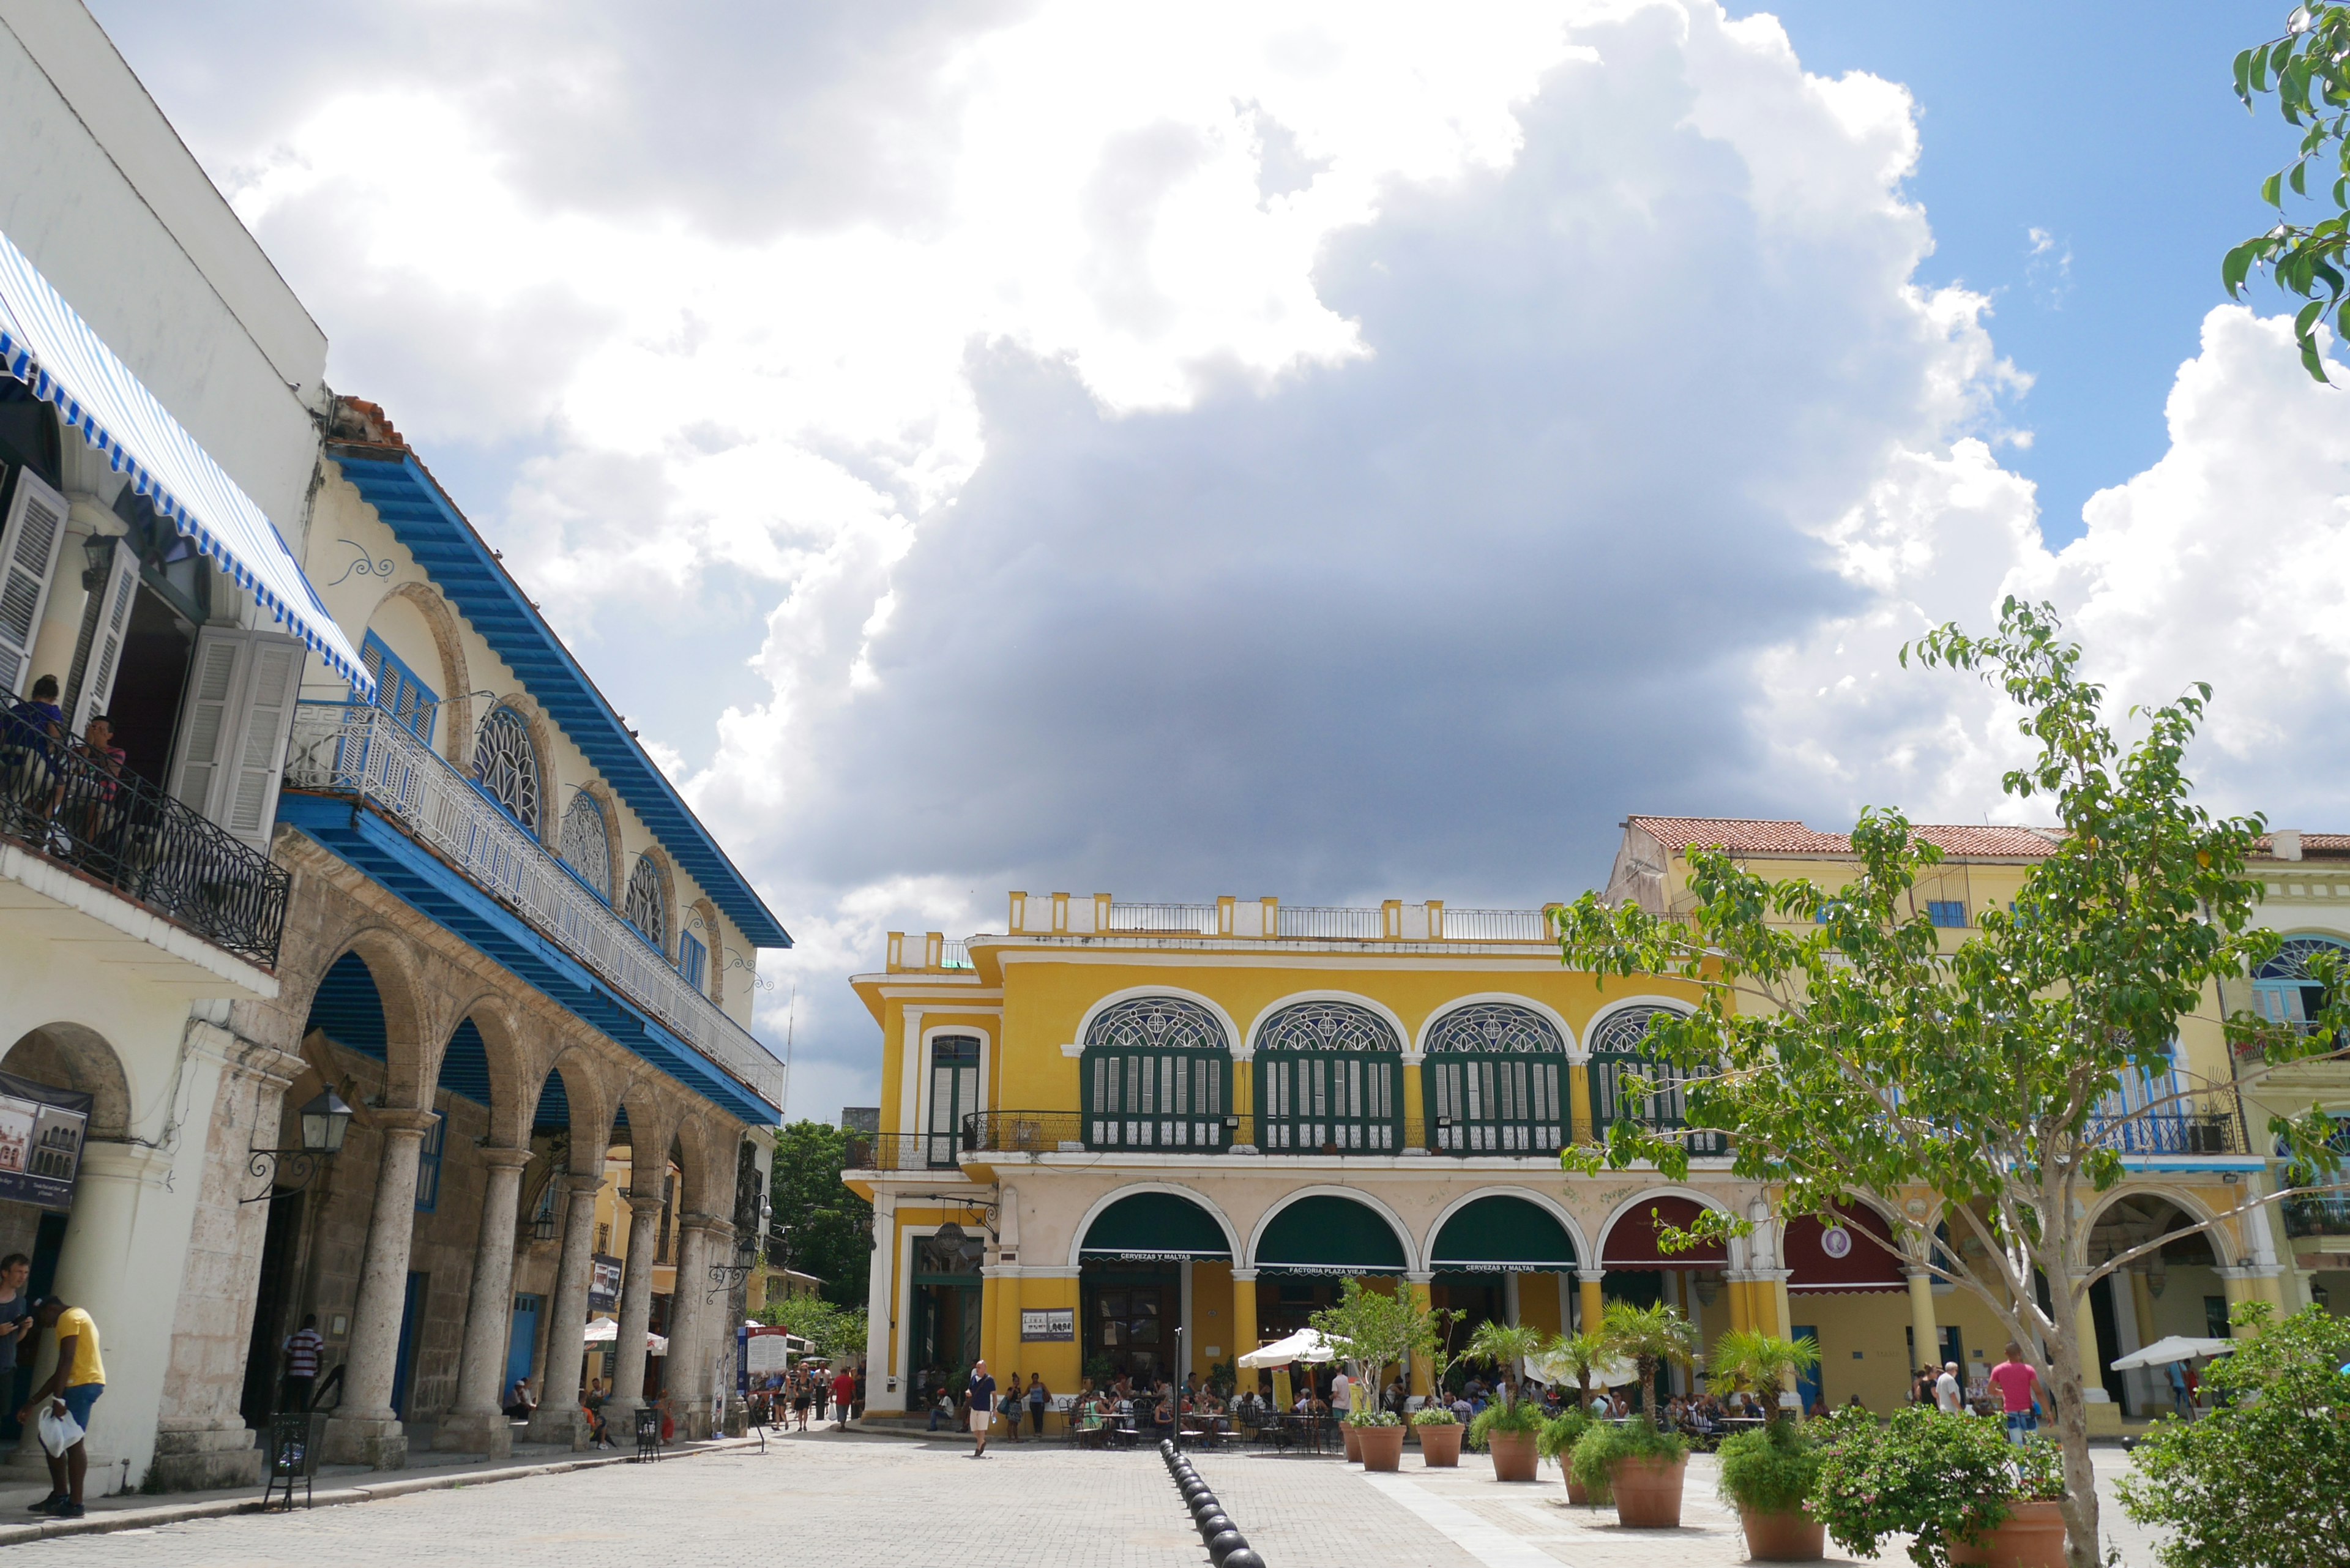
top-left (0, 1071), bottom-right (92, 1212)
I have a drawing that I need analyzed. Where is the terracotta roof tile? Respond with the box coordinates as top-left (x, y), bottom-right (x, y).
top-left (1625, 816), bottom-right (2061, 860)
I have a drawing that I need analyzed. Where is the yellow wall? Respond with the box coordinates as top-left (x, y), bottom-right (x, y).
top-left (1192, 1261), bottom-right (1234, 1377)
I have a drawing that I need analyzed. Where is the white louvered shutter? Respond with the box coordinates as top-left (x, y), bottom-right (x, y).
top-left (0, 469), bottom-right (69, 697)
top-left (222, 635), bottom-right (300, 845)
top-left (166, 627), bottom-right (302, 846)
top-left (65, 540), bottom-right (140, 733)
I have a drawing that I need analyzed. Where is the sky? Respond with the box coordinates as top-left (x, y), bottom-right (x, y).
top-left (81, 0), bottom-right (2350, 1124)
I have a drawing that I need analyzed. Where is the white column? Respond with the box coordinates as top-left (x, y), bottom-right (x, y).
top-left (1557, 1273), bottom-right (1574, 1335)
top-left (438, 1146), bottom-right (530, 1457)
top-left (1504, 1272), bottom-right (1521, 1326)
top-left (607, 1194), bottom-right (664, 1417)
top-left (323, 1110), bottom-right (434, 1469)
top-left (526, 1173), bottom-right (598, 1447)
top-left (864, 1193), bottom-right (901, 1408)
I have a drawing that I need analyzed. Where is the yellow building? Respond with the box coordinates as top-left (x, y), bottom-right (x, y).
top-left (844, 819), bottom-right (2312, 1428)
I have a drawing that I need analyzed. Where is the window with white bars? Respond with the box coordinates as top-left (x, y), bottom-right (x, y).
top-left (1587, 1004), bottom-right (1723, 1153)
top-left (1423, 1002), bottom-right (1567, 1152)
top-left (1080, 996), bottom-right (1230, 1152)
top-left (1253, 999), bottom-right (1401, 1152)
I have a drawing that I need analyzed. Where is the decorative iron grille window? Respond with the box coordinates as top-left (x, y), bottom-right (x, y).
top-left (1423, 1002), bottom-right (1566, 1153)
top-left (1082, 997), bottom-right (1229, 1151)
top-left (1253, 999), bottom-right (1401, 1152)
top-left (471, 706), bottom-right (540, 831)
top-left (558, 791), bottom-right (612, 900)
top-left (1589, 1004), bottom-right (1722, 1154)
top-left (2253, 935), bottom-right (2348, 1032)
top-left (622, 854), bottom-right (667, 950)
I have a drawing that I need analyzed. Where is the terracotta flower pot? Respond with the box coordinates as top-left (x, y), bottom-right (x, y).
top-left (1739, 1504), bottom-right (1826, 1561)
top-left (1342, 1422), bottom-right (1362, 1463)
top-left (1608, 1453), bottom-right (1688, 1529)
top-left (1948, 1501), bottom-right (2068, 1568)
top-left (1416, 1423), bottom-right (1462, 1467)
top-left (1487, 1428), bottom-right (1539, 1482)
top-left (1357, 1424), bottom-right (1406, 1472)
top-left (1565, 1475), bottom-right (1590, 1505)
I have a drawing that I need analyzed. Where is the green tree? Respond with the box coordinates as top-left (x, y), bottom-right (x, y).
top-left (1461, 1320), bottom-right (1545, 1411)
top-left (2226, 6), bottom-right (2350, 380)
top-left (758, 1294), bottom-right (870, 1361)
top-left (1551, 600), bottom-right (2349, 1567)
top-left (1598, 1301), bottom-right (1698, 1425)
top-left (1706, 1328), bottom-right (1818, 1428)
top-left (767, 1121), bottom-right (873, 1308)
top-left (2119, 1302), bottom-right (2350, 1568)
top-left (1308, 1278), bottom-right (1431, 1424)
top-left (1540, 1329), bottom-right (1610, 1415)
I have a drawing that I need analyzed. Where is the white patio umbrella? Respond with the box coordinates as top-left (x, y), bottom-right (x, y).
top-left (2109, 1335), bottom-right (2232, 1371)
top-left (1238, 1329), bottom-right (1335, 1367)
top-left (1528, 1346), bottom-right (1638, 1389)
top-left (583, 1316), bottom-right (669, 1356)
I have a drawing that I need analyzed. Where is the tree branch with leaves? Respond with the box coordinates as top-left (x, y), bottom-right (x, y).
top-left (2226, 4), bottom-right (2350, 381)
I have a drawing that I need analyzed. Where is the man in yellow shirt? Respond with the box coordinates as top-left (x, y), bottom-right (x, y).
top-left (17, 1297), bottom-right (103, 1518)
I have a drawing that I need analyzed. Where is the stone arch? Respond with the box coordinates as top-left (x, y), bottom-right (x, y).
top-left (440, 994), bottom-right (531, 1147)
top-left (470, 696), bottom-right (556, 842)
top-left (2080, 1184), bottom-right (2232, 1272)
top-left (1, 1023), bottom-right (132, 1141)
top-left (1417, 993), bottom-right (1578, 1062)
top-left (375, 580), bottom-right (472, 764)
top-left (1242, 990), bottom-right (1409, 1062)
top-left (1595, 1185), bottom-right (1743, 1272)
top-left (1065, 1181), bottom-right (1244, 1268)
top-left (1245, 1184), bottom-right (1420, 1274)
top-left (558, 781), bottom-right (625, 905)
top-left (524, 1043), bottom-right (612, 1179)
top-left (1423, 1184), bottom-right (1591, 1269)
top-left (668, 1108), bottom-right (720, 1216)
top-left (608, 1077), bottom-right (681, 1197)
top-left (289, 926), bottom-right (439, 1113)
top-left (1071, 987), bottom-right (1242, 1059)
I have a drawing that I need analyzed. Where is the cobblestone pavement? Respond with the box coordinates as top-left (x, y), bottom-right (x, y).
top-left (0, 1430), bottom-right (2168, 1568)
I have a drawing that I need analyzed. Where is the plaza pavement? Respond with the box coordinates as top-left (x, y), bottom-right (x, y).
top-left (0, 1428), bottom-right (2168, 1567)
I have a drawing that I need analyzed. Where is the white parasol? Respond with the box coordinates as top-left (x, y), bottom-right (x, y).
top-left (1528, 1346), bottom-right (1638, 1389)
top-left (1238, 1329), bottom-right (1336, 1368)
top-left (2109, 1335), bottom-right (2232, 1371)
top-left (583, 1316), bottom-right (669, 1356)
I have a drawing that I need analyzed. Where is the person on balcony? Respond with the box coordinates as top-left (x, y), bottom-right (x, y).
top-left (2, 675), bottom-right (64, 815)
top-left (54, 713), bottom-right (126, 851)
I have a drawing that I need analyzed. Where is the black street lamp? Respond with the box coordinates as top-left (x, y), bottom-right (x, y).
top-left (241, 1089), bottom-right (356, 1203)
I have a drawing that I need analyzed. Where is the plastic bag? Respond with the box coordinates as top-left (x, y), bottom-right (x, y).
top-left (36, 1402), bottom-right (82, 1458)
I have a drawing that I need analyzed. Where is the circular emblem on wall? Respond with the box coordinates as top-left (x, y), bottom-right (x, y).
top-left (1819, 1225), bottom-right (1854, 1260)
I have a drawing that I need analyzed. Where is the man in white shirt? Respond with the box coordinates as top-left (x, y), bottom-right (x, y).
top-left (1935, 1361), bottom-right (1964, 1415)
top-left (1330, 1369), bottom-right (1352, 1419)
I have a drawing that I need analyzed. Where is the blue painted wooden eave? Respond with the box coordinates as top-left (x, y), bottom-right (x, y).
top-left (326, 444), bottom-right (791, 951)
top-left (280, 793), bottom-right (780, 1125)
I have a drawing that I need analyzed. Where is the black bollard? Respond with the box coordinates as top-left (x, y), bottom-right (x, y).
top-left (1220, 1551), bottom-right (1266, 1568)
top-left (1207, 1529), bottom-right (1248, 1566)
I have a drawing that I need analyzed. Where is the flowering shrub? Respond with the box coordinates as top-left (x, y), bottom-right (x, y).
top-left (1810, 1406), bottom-right (2061, 1568)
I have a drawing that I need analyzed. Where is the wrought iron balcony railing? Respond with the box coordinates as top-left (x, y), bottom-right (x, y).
top-left (2091, 1092), bottom-right (2247, 1157)
top-left (2, 684), bottom-right (289, 966)
top-left (838, 1108), bottom-right (1726, 1164)
top-left (283, 702), bottom-right (783, 1107)
top-left (2283, 1193), bottom-right (2350, 1238)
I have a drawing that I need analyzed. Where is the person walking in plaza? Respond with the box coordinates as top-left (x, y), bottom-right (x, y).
top-left (830, 1362), bottom-right (857, 1432)
top-left (1003, 1370), bottom-right (1024, 1443)
top-left (967, 1359), bottom-right (997, 1458)
top-left (0, 1255), bottom-right (34, 1420)
top-left (1026, 1372), bottom-right (1050, 1439)
top-left (281, 1313), bottom-right (324, 1413)
top-left (1934, 1361), bottom-right (1964, 1416)
top-left (2165, 1357), bottom-right (2192, 1420)
top-left (17, 1297), bottom-right (102, 1518)
top-left (1987, 1343), bottom-right (2043, 1446)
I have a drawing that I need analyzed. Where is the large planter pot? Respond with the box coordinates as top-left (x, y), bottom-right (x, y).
top-left (1739, 1504), bottom-right (1826, 1562)
top-left (1357, 1424), bottom-right (1406, 1473)
top-left (1342, 1423), bottom-right (1362, 1463)
top-left (1948, 1501), bottom-right (2068, 1568)
top-left (1487, 1429), bottom-right (1539, 1483)
top-left (1564, 1475), bottom-right (1590, 1506)
top-left (1608, 1454), bottom-right (1688, 1529)
top-left (1416, 1424), bottom-right (1462, 1467)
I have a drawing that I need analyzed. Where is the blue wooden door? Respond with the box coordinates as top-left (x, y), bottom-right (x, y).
top-left (1791, 1324), bottom-right (1822, 1414)
top-left (507, 1295), bottom-right (543, 1392)
top-left (390, 1272), bottom-right (425, 1418)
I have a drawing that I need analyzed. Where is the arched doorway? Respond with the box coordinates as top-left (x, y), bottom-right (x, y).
top-left (1251, 1193), bottom-right (1411, 1357)
top-left (2086, 1195), bottom-right (2223, 1417)
top-left (1077, 1190), bottom-right (1233, 1388)
top-left (0, 1026), bottom-right (110, 1443)
top-left (1599, 1195), bottom-right (1729, 1402)
top-left (1428, 1195), bottom-right (1579, 1379)
top-left (1785, 1201), bottom-right (1910, 1411)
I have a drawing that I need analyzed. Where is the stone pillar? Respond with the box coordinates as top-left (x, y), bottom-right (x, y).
top-left (1578, 1269), bottom-right (1605, 1337)
top-left (668, 1219), bottom-right (715, 1439)
top-left (2217, 1264), bottom-right (2285, 1329)
top-left (1907, 1268), bottom-right (1939, 1370)
top-left (526, 1173), bottom-right (599, 1448)
top-left (606, 1193), bottom-right (664, 1418)
top-left (1400, 1274), bottom-right (1428, 1396)
top-left (436, 1146), bottom-right (531, 1458)
top-left (323, 1110), bottom-right (436, 1469)
top-left (864, 1193), bottom-right (900, 1409)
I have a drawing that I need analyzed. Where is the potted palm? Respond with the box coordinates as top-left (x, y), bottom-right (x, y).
top-left (1709, 1329), bottom-right (1826, 1560)
top-left (1462, 1321), bottom-right (1546, 1482)
top-left (1537, 1331), bottom-right (1611, 1501)
top-left (1309, 1279), bottom-right (1417, 1473)
top-left (1812, 1406), bottom-right (2068, 1568)
top-left (1411, 1306), bottom-right (1464, 1467)
top-left (1580, 1302), bottom-right (1699, 1527)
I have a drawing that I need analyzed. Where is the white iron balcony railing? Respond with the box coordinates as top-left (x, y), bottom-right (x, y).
top-left (283, 703), bottom-right (784, 1107)
top-left (939, 938), bottom-right (972, 969)
top-left (1106, 902), bottom-right (1220, 934)
top-left (1439, 908), bottom-right (1551, 941)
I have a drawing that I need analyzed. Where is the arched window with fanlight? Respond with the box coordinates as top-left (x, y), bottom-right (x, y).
top-left (2253, 935), bottom-right (2349, 1035)
top-left (1253, 999), bottom-right (1402, 1152)
top-left (1081, 996), bottom-right (1230, 1151)
top-left (1589, 1004), bottom-right (1722, 1154)
top-left (1423, 1002), bottom-right (1567, 1154)
top-left (622, 853), bottom-right (667, 952)
top-left (557, 791), bottom-right (612, 901)
top-left (471, 706), bottom-right (540, 832)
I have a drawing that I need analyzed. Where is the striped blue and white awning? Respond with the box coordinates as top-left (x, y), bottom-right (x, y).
top-left (0, 227), bottom-right (370, 697)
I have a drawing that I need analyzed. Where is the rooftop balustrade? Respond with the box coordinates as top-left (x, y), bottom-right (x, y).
top-left (283, 701), bottom-right (783, 1106)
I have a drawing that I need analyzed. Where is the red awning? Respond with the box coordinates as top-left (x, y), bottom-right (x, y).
top-left (1600, 1195), bottom-right (1728, 1270)
top-left (1785, 1201), bottom-right (1907, 1293)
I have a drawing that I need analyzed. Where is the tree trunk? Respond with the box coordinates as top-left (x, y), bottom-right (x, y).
top-left (2045, 1298), bottom-right (2103, 1568)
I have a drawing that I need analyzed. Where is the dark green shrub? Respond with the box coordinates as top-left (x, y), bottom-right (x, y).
top-left (1715, 1420), bottom-right (1824, 1515)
